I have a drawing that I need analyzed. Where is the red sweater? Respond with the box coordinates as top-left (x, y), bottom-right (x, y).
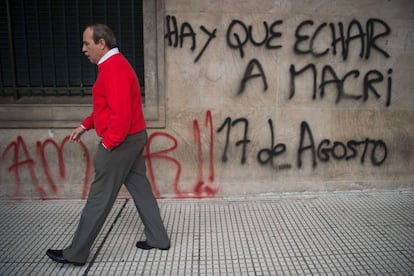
top-left (81, 53), bottom-right (146, 150)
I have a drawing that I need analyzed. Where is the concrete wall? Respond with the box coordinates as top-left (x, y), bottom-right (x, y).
top-left (1, 0), bottom-right (413, 199)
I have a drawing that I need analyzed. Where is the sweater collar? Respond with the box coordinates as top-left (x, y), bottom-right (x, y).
top-left (98, 48), bottom-right (120, 65)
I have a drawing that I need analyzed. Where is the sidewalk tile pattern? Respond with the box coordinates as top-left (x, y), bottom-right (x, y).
top-left (0, 189), bottom-right (413, 275)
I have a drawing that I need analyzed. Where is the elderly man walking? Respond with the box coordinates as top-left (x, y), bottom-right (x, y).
top-left (46, 23), bottom-right (170, 266)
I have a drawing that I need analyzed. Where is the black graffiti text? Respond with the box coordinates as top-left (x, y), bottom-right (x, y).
top-left (226, 19), bottom-right (283, 58)
top-left (297, 121), bottom-right (387, 168)
top-left (165, 15), bottom-right (217, 62)
top-left (257, 119), bottom-right (291, 170)
top-left (216, 117), bottom-right (251, 164)
top-left (238, 59), bottom-right (268, 95)
top-left (289, 64), bottom-right (393, 106)
top-left (217, 118), bottom-right (387, 170)
top-left (294, 18), bottom-right (391, 61)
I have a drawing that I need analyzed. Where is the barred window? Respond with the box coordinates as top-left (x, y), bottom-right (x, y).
top-left (0, 0), bottom-right (144, 104)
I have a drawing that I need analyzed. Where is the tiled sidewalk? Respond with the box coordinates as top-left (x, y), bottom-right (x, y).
top-left (0, 189), bottom-right (413, 275)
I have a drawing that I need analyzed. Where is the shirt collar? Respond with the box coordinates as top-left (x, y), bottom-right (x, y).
top-left (98, 48), bottom-right (120, 65)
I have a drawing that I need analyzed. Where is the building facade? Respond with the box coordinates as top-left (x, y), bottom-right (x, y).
top-left (0, 0), bottom-right (413, 199)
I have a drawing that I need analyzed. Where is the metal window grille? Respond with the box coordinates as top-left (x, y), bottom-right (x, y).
top-left (0, 0), bottom-right (144, 101)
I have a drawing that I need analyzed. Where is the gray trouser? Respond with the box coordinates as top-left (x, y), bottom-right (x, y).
top-left (63, 130), bottom-right (170, 263)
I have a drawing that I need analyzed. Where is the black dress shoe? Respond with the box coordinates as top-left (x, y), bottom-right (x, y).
top-left (136, 241), bottom-right (170, 250)
top-left (46, 249), bottom-right (85, 266)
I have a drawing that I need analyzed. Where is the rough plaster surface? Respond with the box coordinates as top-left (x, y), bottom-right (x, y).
top-left (0, 0), bottom-right (413, 199)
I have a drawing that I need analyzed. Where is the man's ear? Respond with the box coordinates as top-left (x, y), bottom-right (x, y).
top-left (98, 38), bottom-right (106, 49)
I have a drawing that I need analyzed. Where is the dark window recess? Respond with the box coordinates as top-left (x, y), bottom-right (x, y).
top-left (0, 0), bottom-right (144, 103)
